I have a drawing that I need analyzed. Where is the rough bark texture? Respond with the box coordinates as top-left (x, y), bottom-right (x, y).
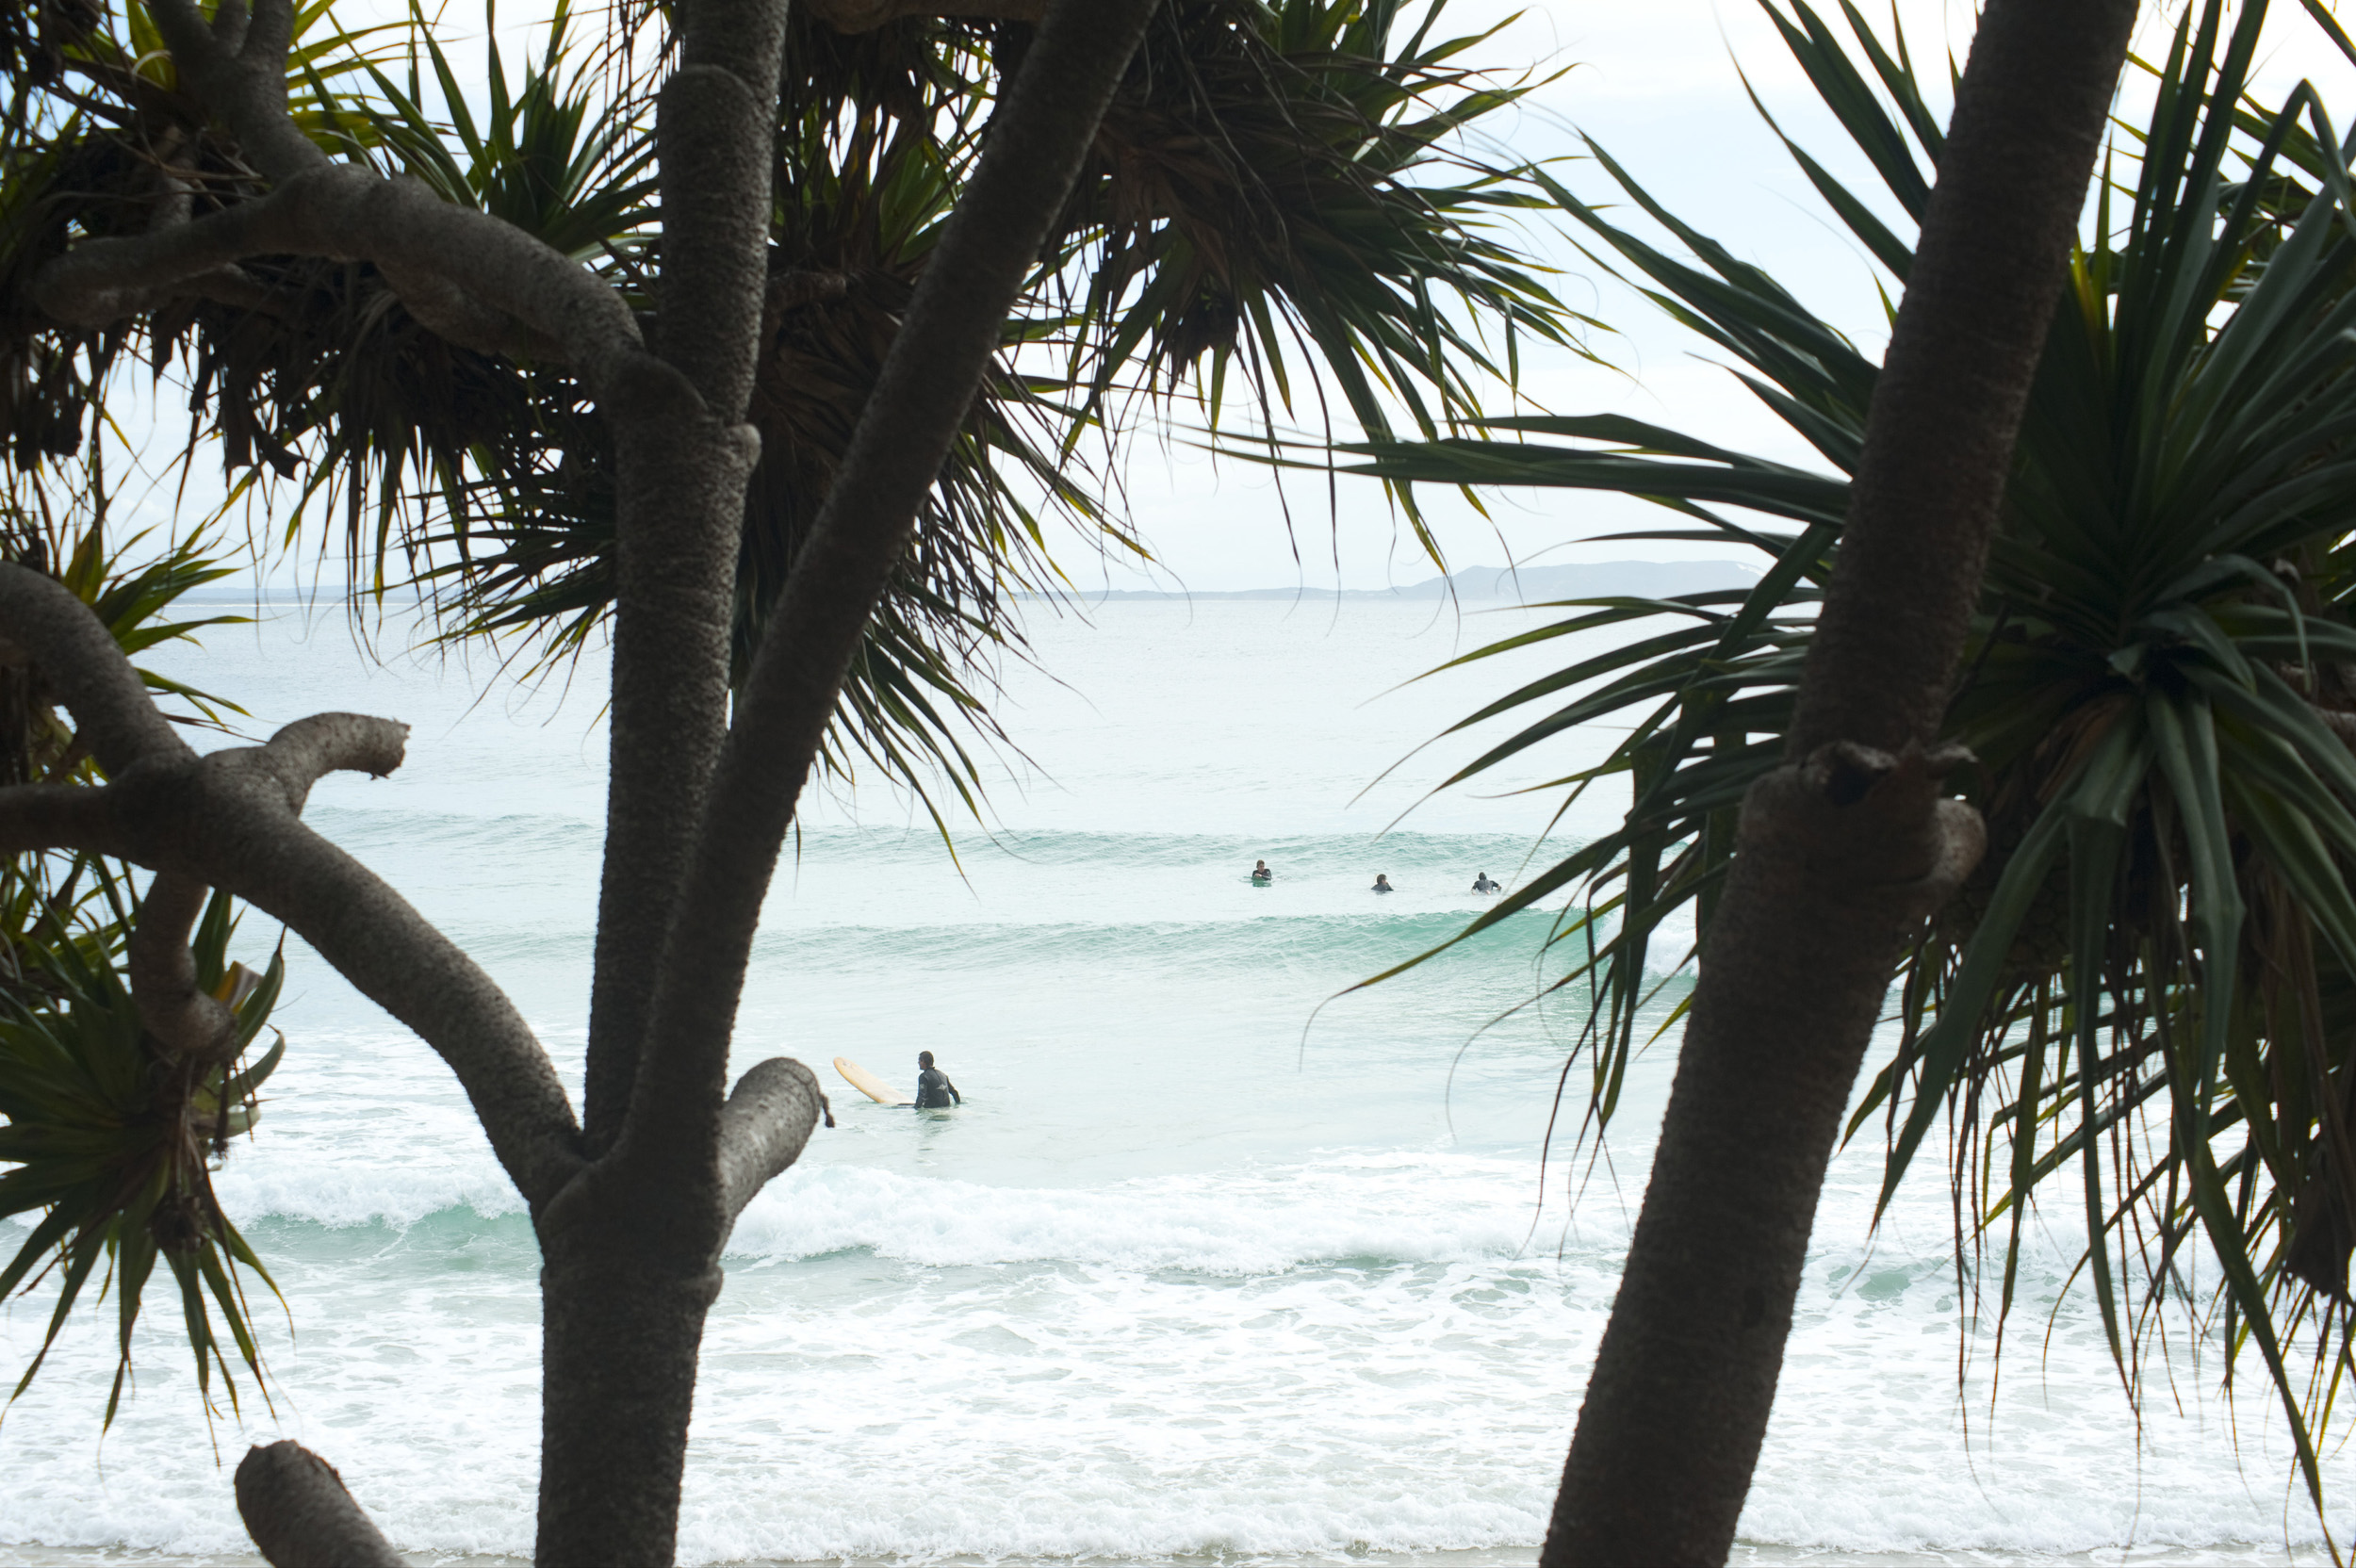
top-left (718, 1057), bottom-right (832, 1226)
top-left (535, 6), bottom-right (1159, 1558)
top-left (0, 572), bottom-right (585, 1207)
top-left (233, 1442), bottom-right (406, 1568)
top-left (11, 0), bottom-right (1159, 1559)
top-left (127, 870), bottom-right (241, 1061)
top-left (580, 0), bottom-right (790, 1156)
top-left (1541, 3), bottom-right (2139, 1563)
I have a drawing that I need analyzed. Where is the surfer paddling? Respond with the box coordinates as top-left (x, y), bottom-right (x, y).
top-left (914, 1050), bottom-right (961, 1109)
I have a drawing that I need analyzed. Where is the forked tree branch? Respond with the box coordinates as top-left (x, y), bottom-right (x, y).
top-left (611, 0), bottom-right (1160, 1187)
top-left (0, 567), bottom-right (584, 1206)
top-left (145, 0), bottom-right (326, 185)
top-left (715, 1057), bottom-right (829, 1226)
top-left (234, 1441), bottom-right (405, 1568)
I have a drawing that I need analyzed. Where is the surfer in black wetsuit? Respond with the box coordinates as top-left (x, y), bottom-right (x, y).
top-left (1372, 874), bottom-right (1396, 893)
top-left (913, 1050), bottom-right (960, 1109)
top-left (1252, 859), bottom-right (1273, 884)
top-left (1472, 872), bottom-right (1501, 893)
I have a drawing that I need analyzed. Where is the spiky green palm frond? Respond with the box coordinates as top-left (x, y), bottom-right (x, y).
top-left (1347, 0), bottom-right (2356, 1507)
top-left (0, 513), bottom-right (287, 1428)
top-left (1065, 0), bottom-right (1587, 449)
top-left (0, 0), bottom-right (401, 479)
top-left (0, 875), bottom-right (286, 1430)
top-left (5, 0), bottom-right (1584, 825)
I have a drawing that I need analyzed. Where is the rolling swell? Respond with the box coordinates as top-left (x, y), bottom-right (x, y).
top-left (747, 907), bottom-right (1563, 979)
top-left (90, 1153), bottom-right (1556, 1275)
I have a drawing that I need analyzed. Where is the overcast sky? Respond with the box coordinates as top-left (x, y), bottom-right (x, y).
top-left (1106, 0), bottom-right (2356, 590)
top-left (112, 1), bottom-right (2356, 592)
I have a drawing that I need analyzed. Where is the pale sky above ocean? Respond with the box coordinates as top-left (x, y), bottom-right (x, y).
top-left (98, 0), bottom-right (2356, 597)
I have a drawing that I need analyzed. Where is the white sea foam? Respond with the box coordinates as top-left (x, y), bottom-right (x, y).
top-left (726, 1154), bottom-right (1541, 1272)
top-left (7, 601), bottom-right (2353, 1565)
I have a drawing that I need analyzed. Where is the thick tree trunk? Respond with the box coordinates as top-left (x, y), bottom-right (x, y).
top-left (528, 2), bottom-right (1158, 1560)
top-left (1541, 3), bottom-right (2138, 1563)
top-left (581, 0), bottom-right (789, 1156)
top-left (535, 1232), bottom-right (725, 1565)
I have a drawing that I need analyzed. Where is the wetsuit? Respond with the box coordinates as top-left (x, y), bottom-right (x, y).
top-left (914, 1067), bottom-right (961, 1108)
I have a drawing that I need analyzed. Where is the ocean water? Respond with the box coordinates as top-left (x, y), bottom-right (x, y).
top-left (1, 594), bottom-right (2349, 1565)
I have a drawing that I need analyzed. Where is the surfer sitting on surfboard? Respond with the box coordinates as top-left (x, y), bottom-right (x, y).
top-left (1252, 859), bottom-right (1273, 884)
top-left (914, 1051), bottom-right (961, 1109)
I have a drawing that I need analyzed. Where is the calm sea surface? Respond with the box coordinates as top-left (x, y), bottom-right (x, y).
top-left (0, 595), bottom-right (2346, 1564)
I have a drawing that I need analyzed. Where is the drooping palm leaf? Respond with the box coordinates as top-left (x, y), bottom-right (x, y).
top-left (0, 873), bottom-right (286, 1429)
top-left (7, 0), bottom-right (1585, 825)
top-left (0, 510), bottom-right (289, 1427)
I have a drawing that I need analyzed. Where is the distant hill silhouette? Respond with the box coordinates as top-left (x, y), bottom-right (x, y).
top-left (1067, 559), bottom-right (1759, 603)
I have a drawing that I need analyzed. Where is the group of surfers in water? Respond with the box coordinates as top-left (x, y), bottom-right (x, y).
top-left (1249, 859), bottom-right (1501, 895)
top-left (909, 861), bottom-right (1504, 1116)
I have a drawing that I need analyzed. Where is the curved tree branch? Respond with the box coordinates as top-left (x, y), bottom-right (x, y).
top-left (234, 1441), bottom-right (405, 1568)
top-left (0, 580), bottom-right (584, 1207)
top-left (716, 1057), bottom-right (829, 1227)
top-left (33, 0), bottom-right (696, 419)
top-left (147, 742), bottom-right (586, 1205)
top-left (128, 870), bottom-right (240, 1062)
top-left (257, 711), bottom-right (408, 808)
top-left (31, 163), bottom-right (668, 407)
top-left (612, 0), bottom-right (1160, 1180)
top-left (0, 565), bottom-right (188, 772)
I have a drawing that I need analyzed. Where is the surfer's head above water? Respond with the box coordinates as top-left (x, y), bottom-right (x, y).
top-left (1373, 874), bottom-right (1394, 892)
top-left (919, 1050), bottom-right (936, 1069)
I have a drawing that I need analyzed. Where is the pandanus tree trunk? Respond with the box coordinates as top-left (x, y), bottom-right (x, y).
top-left (536, 6), bottom-right (1161, 1553)
top-left (5, 0), bottom-right (1159, 1560)
top-left (1542, 1), bottom-right (2140, 1562)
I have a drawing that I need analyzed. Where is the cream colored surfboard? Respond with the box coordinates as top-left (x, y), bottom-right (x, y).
top-left (834, 1055), bottom-right (910, 1106)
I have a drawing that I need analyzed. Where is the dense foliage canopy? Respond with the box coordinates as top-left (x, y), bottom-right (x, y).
top-left (2, 0), bottom-right (1576, 820)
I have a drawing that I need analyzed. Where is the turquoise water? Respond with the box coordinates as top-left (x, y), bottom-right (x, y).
top-left (0, 596), bottom-right (2348, 1564)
